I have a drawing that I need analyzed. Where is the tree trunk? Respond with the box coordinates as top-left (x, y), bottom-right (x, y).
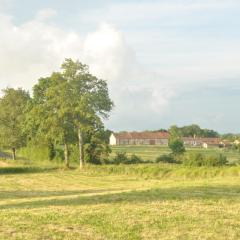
top-left (78, 127), bottom-right (84, 169)
top-left (64, 143), bottom-right (69, 168)
top-left (12, 148), bottom-right (16, 160)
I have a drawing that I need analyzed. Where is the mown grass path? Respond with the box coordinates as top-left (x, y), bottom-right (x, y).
top-left (0, 164), bottom-right (239, 240)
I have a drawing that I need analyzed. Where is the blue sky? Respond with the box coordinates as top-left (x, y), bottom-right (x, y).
top-left (0, 0), bottom-right (240, 133)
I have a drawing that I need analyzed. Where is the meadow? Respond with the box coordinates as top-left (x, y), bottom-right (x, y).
top-left (0, 154), bottom-right (240, 240)
top-left (110, 145), bottom-right (240, 163)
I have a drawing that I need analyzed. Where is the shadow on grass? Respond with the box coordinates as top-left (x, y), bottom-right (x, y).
top-left (0, 185), bottom-right (239, 210)
top-left (0, 189), bottom-right (121, 200)
top-left (0, 166), bottom-right (60, 175)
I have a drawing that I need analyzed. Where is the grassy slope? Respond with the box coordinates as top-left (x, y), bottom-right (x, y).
top-left (111, 145), bottom-right (240, 163)
top-left (0, 160), bottom-right (240, 240)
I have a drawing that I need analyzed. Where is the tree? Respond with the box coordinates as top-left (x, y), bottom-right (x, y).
top-left (169, 125), bottom-right (182, 144)
top-left (83, 123), bottom-right (112, 165)
top-left (168, 124), bottom-right (219, 138)
top-left (169, 139), bottom-right (186, 156)
top-left (27, 59), bottom-right (113, 168)
top-left (26, 73), bottom-right (77, 167)
top-left (61, 59), bottom-right (113, 169)
top-left (0, 88), bottom-right (30, 160)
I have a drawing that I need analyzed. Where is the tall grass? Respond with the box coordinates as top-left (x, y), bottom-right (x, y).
top-left (83, 163), bottom-right (240, 179)
top-left (18, 146), bottom-right (49, 162)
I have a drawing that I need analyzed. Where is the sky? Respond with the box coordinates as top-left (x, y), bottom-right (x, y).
top-left (0, 0), bottom-right (239, 133)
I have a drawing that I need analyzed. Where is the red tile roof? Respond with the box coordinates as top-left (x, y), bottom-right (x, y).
top-left (113, 131), bottom-right (169, 140)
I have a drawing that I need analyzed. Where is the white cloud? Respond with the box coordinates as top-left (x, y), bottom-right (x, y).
top-left (0, 10), bottom-right (175, 129)
top-left (80, 0), bottom-right (240, 27)
top-left (0, 2), bottom-right (239, 132)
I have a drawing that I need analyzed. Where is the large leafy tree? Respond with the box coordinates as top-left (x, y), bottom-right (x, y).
top-left (27, 59), bottom-right (113, 168)
top-left (61, 59), bottom-right (113, 168)
top-left (0, 88), bottom-right (30, 160)
top-left (26, 73), bottom-right (76, 167)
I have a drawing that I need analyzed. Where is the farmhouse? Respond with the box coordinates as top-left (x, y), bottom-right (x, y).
top-left (110, 131), bottom-right (169, 146)
top-left (182, 137), bottom-right (221, 148)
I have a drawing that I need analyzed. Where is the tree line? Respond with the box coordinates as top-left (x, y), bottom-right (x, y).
top-left (168, 124), bottom-right (219, 138)
top-left (0, 59), bottom-right (113, 168)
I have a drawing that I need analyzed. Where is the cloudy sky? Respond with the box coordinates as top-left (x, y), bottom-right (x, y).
top-left (0, 0), bottom-right (239, 133)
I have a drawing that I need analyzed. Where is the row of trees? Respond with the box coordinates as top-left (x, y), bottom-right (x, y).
top-left (168, 124), bottom-right (219, 138)
top-left (0, 59), bottom-right (113, 168)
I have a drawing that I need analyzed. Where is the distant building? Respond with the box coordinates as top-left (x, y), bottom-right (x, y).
top-left (109, 132), bottom-right (169, 146)
top-left (182, 137), bottom-right (221, 148)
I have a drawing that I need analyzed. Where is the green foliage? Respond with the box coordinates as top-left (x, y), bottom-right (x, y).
top-left (61, 59), bottom-right (113, 167)
top-left (222, 133), bottom-right (240, 141)
top-left (112, 152), bottom-right (128, 164)
top-left (169, 139), bottom-right (186, 156)
top-left (183, 153), bottom-right (228, 167)
top-left (0, 88), bottom-right (30, 159)
top-left (112, 152), bottom-right (144, 165)
top-left (81, 126), bottom-right (112, 165)
top-left (156, 154), bottom-right (178, 164)
top-left (48, 142), bottom-right (56, 160)
top-left (169, 124), bottom-right (219, 138)
top-left (129, 154), bottom-right (144, 164)
top-left (184, 153), bottom-right (204, 167)
top-left (84, 139), bottom-right (111, 165)
top-left (18, 145), bottom-right (64, 162)
top-left (24, 58), bottom-right (113, 167)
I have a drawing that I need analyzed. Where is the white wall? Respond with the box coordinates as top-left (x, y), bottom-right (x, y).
top-left (109, 133), bottom-right (117, 145)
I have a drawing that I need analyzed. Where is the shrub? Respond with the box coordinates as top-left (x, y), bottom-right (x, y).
top-left (183, 153), bottom-right (204, 167)
top-left (113, 152), bottom-right (128, 164)
top-left (128, 154), bottom-right (144, 164)
top-left (112, 152), bottom-right (144, 165)
top-left (169, 139), bottom-right (185, 156)
top-left (55, 147), bottom-right (64, 161)
top-left (84, 138), bottom-right (112, 165)
top-left (204, 154), bottom-right (228, 167)
top-left (183, 153), bottom-right (228, 167)
top-left (48, 142), bottom-right (56, 160)
top-left (156, 154), bottom-right (178, 164)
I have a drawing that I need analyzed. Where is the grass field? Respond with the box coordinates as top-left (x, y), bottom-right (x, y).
top-left (0, 159), bottom-right (240, 240)
top-left (110, 145), bottom-right (240, 163)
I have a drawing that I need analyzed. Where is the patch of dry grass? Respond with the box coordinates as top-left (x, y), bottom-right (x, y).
top-left (0, 162), bottom-right (239, 240)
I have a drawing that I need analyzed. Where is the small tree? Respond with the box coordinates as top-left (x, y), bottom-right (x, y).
top-left (169, 139), bottom-right (185, 156)
top-left (0, 88), bottom-right (30, 160)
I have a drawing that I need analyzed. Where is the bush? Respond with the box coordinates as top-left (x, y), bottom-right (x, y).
top-left (112, 152), bottom-right (144, 164)
top-left (112, 152), bottom-right (128, 164)
top-left (156, 154), bottom-right (178, 164)
top-left (169, 139), bottom-right (185, 156)
top-left (84, 139), bottom-right (112, 165)
top-left (183, 153), bottom-right (204, 167)
top-left (183, 153), bottom-right (228, 167)
top-left (128, 154), bottom-right (144, 164)
top-left (204, 154), bottom-right (228, 167)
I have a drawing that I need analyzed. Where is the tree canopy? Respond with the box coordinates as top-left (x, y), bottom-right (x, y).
top-left (169, 124), bottom-right (219, 139)
top-left (0, 88), bottom-right (30, 159)
top-left (26, 59), bottom-right (113, 168)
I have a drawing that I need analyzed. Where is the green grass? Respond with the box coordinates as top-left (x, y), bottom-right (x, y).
top-left (0, 159), bottom-right (240, 240)
top-left (111, 145), bottom-right (240, 163)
